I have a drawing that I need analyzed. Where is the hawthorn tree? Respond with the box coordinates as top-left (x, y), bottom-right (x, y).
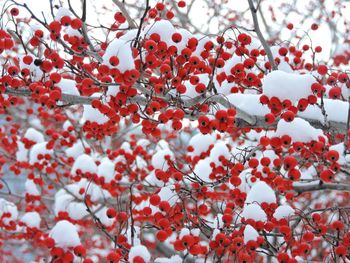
top-left (0, 0), bottom-right (350, 262)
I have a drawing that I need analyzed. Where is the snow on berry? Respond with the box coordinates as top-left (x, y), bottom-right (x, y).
top-left (241, 203), bottom-right (267, 222)
top-left (20, 212), bottom-right (41, 228)
top-left (273, 205), bottom-right (295, 220)
top-left (244, 224), bottom-right (259, 244)
top-left (128, 245), bottom-right (151, 263)
top-left (245, 181), bottom-right (276, 204)
top-left (49, 220), bottom-right (81, 248)
top-left (275, 118), bottom-right (324, 143)
top-left (263, 70), bottom-right (315, 102)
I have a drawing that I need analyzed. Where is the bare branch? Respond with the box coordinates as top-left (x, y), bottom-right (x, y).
top-left (247, 0), bottom-right (277, 70)
top-left (293, 182), bottom-right (350, 193)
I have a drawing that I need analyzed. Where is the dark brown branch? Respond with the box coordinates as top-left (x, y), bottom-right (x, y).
top-left (293, 182), bottom-right (350, 193)
top-left (4, 87), bottom-right (348, 132)
top-left (247, 0), bottom-right (277, 70)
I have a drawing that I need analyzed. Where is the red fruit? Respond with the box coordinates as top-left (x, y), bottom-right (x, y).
top-left (278, 47), bottom-right (288, 56)
top-left (109, 56), bottom-right (119, 66)
top-left (172, 32), bottom-right (182, 43)
top-left (320, 169), bottom-right (334, 182)
top-left (60, 16), bottom-right (71, 26)
top-left (264, 113), bottom-right (275, 124)
top-left (49, 21), bottom-right (61, 33)
top-left (114, 12), bottom-right (126, 23)
top-left (282, 111), bottom-right (295, 122)
top-left (156, 230), bottom-right (168, 241)
top-left (195, 83), bottom-right (206, 93)
top-left (311, 23), bottom-right (319, 30)
top-left (317, 64), bottom-right (328, 75)
top-left (178, 1), bottom-right (186, 8)
top-left (283, 156), bottom-right (298, 170)
top-left (328, 86), bottom-right (341, 99)
top-left (10, 8), bottom-right (19, 16)
top-left (106, 207), bottom-right (117, 218)
top-left (74, 245), bottom-right (86, 257)
top-left (71, 18), bottom-right (82, 29)
top-left (150, 194), bottom-right (160, 206)
top-left (326, 150), bottom-right (339, 162)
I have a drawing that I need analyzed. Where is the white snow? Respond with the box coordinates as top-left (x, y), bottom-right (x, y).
top-left (25, 179), bottom-right (40, 196)
top-left (188, 133), bottom-right (215, 157)
top-left (155, 255), bottom-right (182, 263)
top-left (24, 128), bottom-right (44, 143)
top-left (0, 198), bottom-right (18, 225)
top-left (54, 7), bottom-right (73, 20)
top-left (56, 79), bottom-right (80, 96)
top-left (275, 118), bottom-right (324, 143)
top-left (82, 104), bottom-right (109, 125)
top-left (97, 158), bottom-right (115, 183)
top-left (158, 186), bottom-right (178, 207)
top-left (263, 70), bottom-right (315, 102)
top-left (151, 149), bottom-right (174, 171)
top-left (241, 203), bottom-right (267, 222)
top-left (193, 158), bottom-right (213, 182)
top-left (29, 142), bottom-right (53, 164)
top-left (228, 94), bottom-right (269, 117)
top-left (128, 245), bottom-right (151, 263)
top-left (71, 154), bottom-right (97, 175)
top-left (16, 141), bottom-right (28, 162)
top-left (102, 38), bottom-right (135, 73)
top-left (273, 205), bottom-right (295, 220)
top-left (49, 220), bottom-right (80, 248)
top-left (210, 141), bottom-right (231, 166)
top-left (245, 181), bottom-right (276, 204)
top-left (20, 212), bottom-right (41, 228)
top-left (244, 224), bottom-right (259, 244)
top-left (65, 141), bottom-right (86, 159)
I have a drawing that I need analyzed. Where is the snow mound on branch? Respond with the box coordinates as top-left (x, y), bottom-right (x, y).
top-left (54, 7), bottom-right (74, 20)
top-left (210, 141), bottom-right (231, 166)
top-left (20, 212), bottom-right (41, 228)
top-left (24, 128), bottom-right (44, 143)
top-left (244, 225), bottom-right (259, 244)
top-left (271, 46), bottom-right (293, 73)
top-left (29, 142), bottom-right (53, 164)
top-left (0, 198), bottom-right (18, 225)
top-left (71, 154), bottom-right (97, 175)
top-left (158, 186), bottom-right (178, 206)
top-left (103, 38), bottom-right (135, 73)
top-left (54, 187), bottom-right (88, 220)
top-left (143, 20), bottom-right (176, 46)
top-left (56, 79), bottom-right (79, 96)
top-left (25, 179), bottom-right (40, 196)
top-left (155, 255), bottom-right (182, 263)
top-left (151, 149), bottom-right (174, 171)
top-left (298, 98), bottom-right (348, 124)
top-left (82, 104), bottom-right (109, 125)
top-left (129, 245), bottom-right (151, 263)
top-left (227, 93), bottom-right (269, 116)
top-left (188, 133), bottom-right (215, 157)
top-left (97, 158), bottom-right (115, 183)
top-left (275, 118), bottom-right (324, 143)
top-left (263, 70), bottom-right (315, 102)
top-left (273, 205), bottom-right (295, 220)
top-left (181, 73), bottom-right (210, 99)
top-left (193, 158), bottom-right (212, 182)
top-left (49, 220), bottom-right (80, 248)
top-left (245, 181), bottom-right (276, 204)
top-left (241, 203), bottom-right (267, 222)
top-left (65, 141), bottom-right (86, 159)
top-left (16, 142), bottom-right (28, 162)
